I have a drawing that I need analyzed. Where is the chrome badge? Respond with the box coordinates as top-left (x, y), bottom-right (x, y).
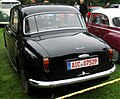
top-left (78, 71), bottom-right (90, 76)
top-left (78, 54), bottom-right (89, 58)
top-left (76, 46), bottom-right (85, 50)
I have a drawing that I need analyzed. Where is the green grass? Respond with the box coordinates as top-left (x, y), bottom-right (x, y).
top-left (72, 64), bottom-right (120, 99)
top-left (0, 28), bottom-right (28, 98)
top-left (0, 27), bottom-right (120, 98)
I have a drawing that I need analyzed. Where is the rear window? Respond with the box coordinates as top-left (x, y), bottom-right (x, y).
top-left (24, 12), bottom-right (86, 34)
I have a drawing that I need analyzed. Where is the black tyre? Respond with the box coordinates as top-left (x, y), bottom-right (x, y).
top-left (19, 67), bottom-right (33, 95)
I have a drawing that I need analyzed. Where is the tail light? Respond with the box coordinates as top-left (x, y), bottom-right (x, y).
top-left (108, 49), bottom-right (113, 60)
top-left (43, 58), bottom-right (50, 73)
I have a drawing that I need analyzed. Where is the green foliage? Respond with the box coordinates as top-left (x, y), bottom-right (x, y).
top-left (19, 0), bottom-right (31, 4)
top-left (0, 28), bottom-right (28, 98)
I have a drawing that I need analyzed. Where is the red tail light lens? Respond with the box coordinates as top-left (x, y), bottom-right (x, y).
top-left (108, 49), bottom-right (113, 60)
top-left (43, 58), bottom-right (50, 73)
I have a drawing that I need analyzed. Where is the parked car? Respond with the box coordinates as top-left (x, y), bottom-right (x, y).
top-left (87, 6), bottom-right (103, 19)
top-left (3, 4), bottom-right (116, 95)
top-left (0, 0), bottom-right (21, 24)
top-left (110, 4), bottom-right (120, 8)
top-left (86, 8), bottom-right (120, 63)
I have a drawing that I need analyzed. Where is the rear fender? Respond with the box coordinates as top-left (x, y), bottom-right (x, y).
top-left (103, 32), bottom-right (120, 53)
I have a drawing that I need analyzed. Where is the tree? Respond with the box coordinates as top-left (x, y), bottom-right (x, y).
top-left (19, 0), bottom-right (120, 5)
top-left (19, 0), bottom-right (31, 4)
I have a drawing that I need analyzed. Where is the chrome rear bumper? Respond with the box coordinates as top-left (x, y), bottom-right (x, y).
top-left (28, 65), bottom-right (116, 88)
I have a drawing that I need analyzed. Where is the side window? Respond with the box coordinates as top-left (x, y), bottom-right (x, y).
top-left (112, 17), bottom-right (120, 27)
top-left (91, 13), bottom-right (109, 26)
top-left (101, 14), bottom-right (109, 26)
top-left (91, 14), bottom-right (101, 24)
top-left (10, 10), bottom-right (18, 31)
top-left (25, 16), bottom-right (37, 33)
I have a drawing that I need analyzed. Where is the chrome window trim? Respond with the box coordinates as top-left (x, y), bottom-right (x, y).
top-left (23, 11), bottom-right (86, 35)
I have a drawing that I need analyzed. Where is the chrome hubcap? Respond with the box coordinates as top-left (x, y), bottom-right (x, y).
top-left (113, 49), bottom-right (119, 62)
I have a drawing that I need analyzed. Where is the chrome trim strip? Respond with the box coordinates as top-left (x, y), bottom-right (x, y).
top-left (89, 25), bottom-right (120, 34)
top-left (23, 27), bottom-right (83, 35)
top-left (28, 65), bottom-right (116, 88)
top-left (0, 22), bottom-right (9, 24)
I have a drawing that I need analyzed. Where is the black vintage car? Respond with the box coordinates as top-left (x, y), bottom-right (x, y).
top-left (3, 4), bottom-right (116, 95)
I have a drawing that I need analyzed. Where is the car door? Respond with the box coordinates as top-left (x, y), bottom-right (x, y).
top-left (87, 13), bottom-right (101, 36)
top-left (5, 9), bottom-right (19, 64)
top-left (87, 13), bottom-right (110, 38)
top-left (95, 14), bottom-right (110, 38)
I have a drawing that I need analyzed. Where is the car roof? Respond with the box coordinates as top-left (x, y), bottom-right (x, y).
top-left (92, 8), bottom-right (120, 18)
top-left (88, 6), bottom-right (102, 8)
top-left (13, 4), bottom-right (80, 18)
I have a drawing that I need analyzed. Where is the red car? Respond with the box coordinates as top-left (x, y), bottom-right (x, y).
top-left (87, 8), bottom-right (120, 63)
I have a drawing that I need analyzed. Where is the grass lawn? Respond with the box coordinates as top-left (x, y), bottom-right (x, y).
top-left (0, 27), bottom-right (120, 98)
top-left (73, 64), bottom-right (120, 99)
top-left (0, 28), bottom-right (28, 98)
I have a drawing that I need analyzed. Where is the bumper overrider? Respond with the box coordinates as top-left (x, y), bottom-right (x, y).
top-left (28, 65), bottom-right (116, 88)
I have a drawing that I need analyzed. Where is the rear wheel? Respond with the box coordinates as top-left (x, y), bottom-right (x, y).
top-left (112, 49), bottom-right (120, 64)
top-left (19, 67), bottom-right (33, 95)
